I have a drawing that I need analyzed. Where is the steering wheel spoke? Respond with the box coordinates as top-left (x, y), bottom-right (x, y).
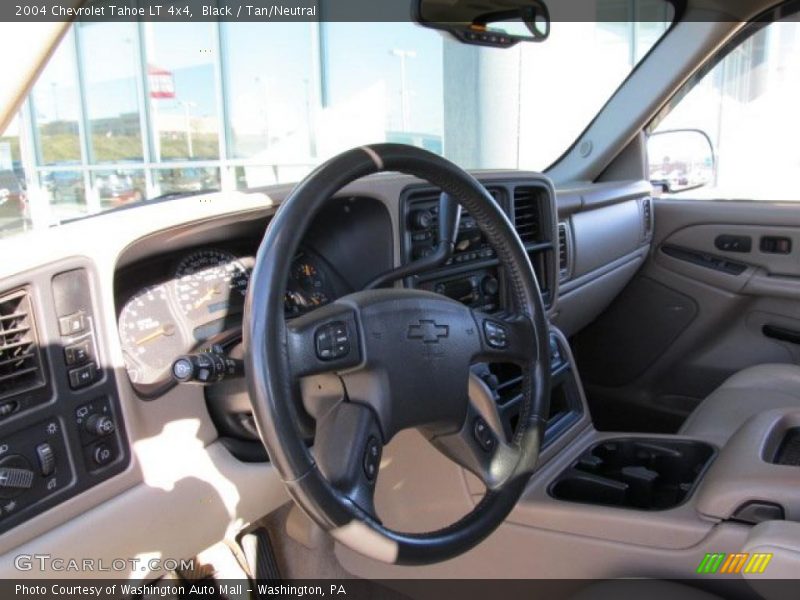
top-left (285, 303), bottom-right (362, 378)
top-left (313, 401), bottom-right (384, 519)
top-left (430, 402), bottom-right (519, 490)
top-left (471, 309), bottom-right (537, 365)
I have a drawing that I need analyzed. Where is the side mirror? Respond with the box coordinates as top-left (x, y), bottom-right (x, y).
top-left (647, 129), bottom-right (715, 194)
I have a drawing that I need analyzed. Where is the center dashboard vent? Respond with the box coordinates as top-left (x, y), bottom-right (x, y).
top-left (512, 187), bottom-right (542, 245)
top-left (0, 289), bottom-right (45, 401)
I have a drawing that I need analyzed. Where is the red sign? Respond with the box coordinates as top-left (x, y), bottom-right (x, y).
top-left (148, 65), bottom-right (175, 99)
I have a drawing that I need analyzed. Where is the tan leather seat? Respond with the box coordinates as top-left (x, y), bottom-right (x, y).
top-left (679, 363), bottom-right (800, 445)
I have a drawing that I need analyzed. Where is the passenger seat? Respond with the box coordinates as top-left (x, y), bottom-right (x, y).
top-left (679, 364), bottom-right (800, 445)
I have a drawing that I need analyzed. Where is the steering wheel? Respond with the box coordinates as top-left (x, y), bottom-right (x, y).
top-left (244, 143), bottom-right (550, 565)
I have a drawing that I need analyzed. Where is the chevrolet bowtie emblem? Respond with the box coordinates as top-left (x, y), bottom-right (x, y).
top-left (407, 320), bottom-right (449, 343)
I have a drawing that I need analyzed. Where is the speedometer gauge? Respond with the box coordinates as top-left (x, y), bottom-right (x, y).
top-left (174, 249), bottom-right (250, 323)
top-left (118, 284), bottom-right (185, 383)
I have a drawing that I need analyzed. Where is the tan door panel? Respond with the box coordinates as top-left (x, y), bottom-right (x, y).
top-left (574, 198), bottom-right (800, 430)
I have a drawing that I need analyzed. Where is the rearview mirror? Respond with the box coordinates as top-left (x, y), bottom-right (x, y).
top-left (648, 129), bottom-right (715, 194)
top-left (415, 0), bottom-right (551, 48)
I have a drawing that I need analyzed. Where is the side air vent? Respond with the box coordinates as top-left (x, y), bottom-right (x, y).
top-left (558, 223), bottom-right (571, 280)
top-left (642, 197), bottom-right (653, 237)
top-left (513, 187), bottom-right (542, 245)
top-left (0, 289), bottom-right (44, 401)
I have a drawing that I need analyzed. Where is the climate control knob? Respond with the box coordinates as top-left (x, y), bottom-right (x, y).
top-left (85, 414), bottom-right (115, 437)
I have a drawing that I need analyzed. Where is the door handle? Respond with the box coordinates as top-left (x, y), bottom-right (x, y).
top-left (763, 324), bottom-right (800, 345)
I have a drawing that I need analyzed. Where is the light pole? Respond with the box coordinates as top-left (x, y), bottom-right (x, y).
top-left (177, 100), bottom-right (197, 158)
top-left (50, 82), bottom-right (59, 122)
top-left (391, 49), bottom-right (416, 132)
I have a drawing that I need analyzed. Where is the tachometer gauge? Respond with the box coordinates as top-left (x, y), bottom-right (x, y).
top-left (118, 284), bottom-right (185, 382)
top-left (174, 249), bottom-right (250, 323)
top-left (291, 260), bottom-right (324, 290)
top-left (285, 254), bottom-right (331, 316)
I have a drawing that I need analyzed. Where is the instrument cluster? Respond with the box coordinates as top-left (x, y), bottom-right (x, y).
top-left (117, 246), bottom-right (337, 391)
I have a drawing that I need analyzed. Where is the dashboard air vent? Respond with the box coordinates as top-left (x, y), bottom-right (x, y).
top-left (0, 289), bottom-right (44, 401)
top-left (558, 223), bottom-right (571, 280)
top-left (513, 187), bottom-right (542, 245)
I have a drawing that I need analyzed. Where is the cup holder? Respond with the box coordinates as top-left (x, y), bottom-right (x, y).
top-left (549, 438), bottom-right (715, 510)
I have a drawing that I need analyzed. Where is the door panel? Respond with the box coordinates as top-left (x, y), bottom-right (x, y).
top-left (573, 198), bottom-right (800, 432)
top-left (664, 223), bottom-right (800, 278)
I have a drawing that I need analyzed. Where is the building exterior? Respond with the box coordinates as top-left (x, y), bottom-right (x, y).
top-left (0, 13), bottom-right (675, 236)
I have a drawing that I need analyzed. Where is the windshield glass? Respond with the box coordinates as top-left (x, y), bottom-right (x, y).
top-left (0, 11), bottom-right (674, 239)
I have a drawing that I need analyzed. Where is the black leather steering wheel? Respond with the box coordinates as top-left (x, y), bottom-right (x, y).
top-left (244, 143), bottom-right (550, 565)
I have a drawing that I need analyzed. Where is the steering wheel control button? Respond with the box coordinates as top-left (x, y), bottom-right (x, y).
top-left (473, 417), bottom-right (497, 452)
top-left (315, 321), bottom-right (350, 361)
top-left (483, 320), bottom-right (509, 349)
top-left (363, 436), bottom-right (381, 481)
top-left (35, 443), bottom-right (56, 477)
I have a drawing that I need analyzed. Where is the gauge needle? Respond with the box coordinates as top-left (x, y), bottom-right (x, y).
top-left (193, 285), bottom-right (221, 309)
top-left (135, 323), bottom-right (176, 346)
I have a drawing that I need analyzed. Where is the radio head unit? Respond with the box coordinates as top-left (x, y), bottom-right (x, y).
top-left (406, 192), bottom-right (499, 266)
top-left (401, 179), bottom-right (557, 312)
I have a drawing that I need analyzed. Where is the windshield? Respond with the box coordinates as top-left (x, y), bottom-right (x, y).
top-left (0, 12), bottom-right (674, 239)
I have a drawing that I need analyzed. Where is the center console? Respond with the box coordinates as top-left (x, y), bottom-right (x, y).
top-left (692, 408), bottom-right (800, 524)
top-left (518, 382), bottom-right (800, 549)
top-left (550, 438), bottom-right (715, 510)
top-left (400, 179), bottom-right (583, 446)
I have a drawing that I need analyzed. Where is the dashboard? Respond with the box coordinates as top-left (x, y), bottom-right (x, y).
top-left (113, 181), bottom-right (561, 400)
top-left (112, 178), bottom-right (571, 456)
top-left (116, 246), bottom-right (340, 392)
top-left (0, 169), bottom-right (653, 571)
